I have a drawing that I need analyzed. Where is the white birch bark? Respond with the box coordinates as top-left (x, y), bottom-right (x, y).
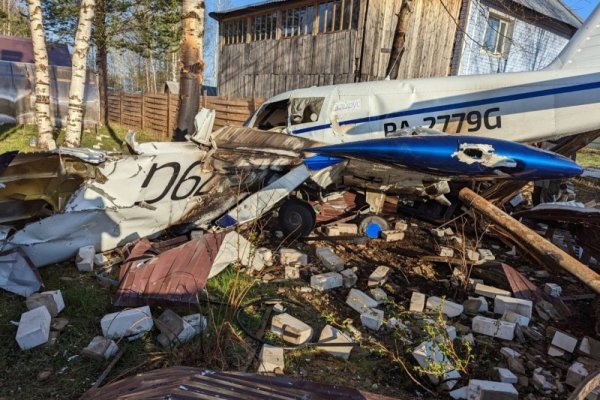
top-left (64, 0), bottom-right (96, 148)
top-left (27, 0), bottom-right (56, 151)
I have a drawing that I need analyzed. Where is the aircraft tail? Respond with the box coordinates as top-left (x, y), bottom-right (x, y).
top-left (546, 4), bottom-right (600, 70)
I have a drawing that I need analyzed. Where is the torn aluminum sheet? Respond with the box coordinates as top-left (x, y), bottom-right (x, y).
top-left (216, 165), bottom-right (310, 228)
top-left (452, 143), bottom-right (516, 168)
top-left (0, 248), bottom-right (42, 297)
top-left (210, 231), bottom-right (264, 278)
top-left (114, 234), bottom-right (225, 307)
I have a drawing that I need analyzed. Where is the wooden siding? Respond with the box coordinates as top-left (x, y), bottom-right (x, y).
top-left (107, 92), bottom-right (263, 138)
top-left (217, 0), bottom-right (463, 98)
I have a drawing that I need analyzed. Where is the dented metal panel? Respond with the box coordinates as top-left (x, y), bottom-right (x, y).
top-left (0, 248), bottom-right (42, 297)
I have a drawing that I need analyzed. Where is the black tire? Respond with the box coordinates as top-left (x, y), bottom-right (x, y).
top-left (359, 215), bottom-right (390, 239)
top-left (279, 199), bottom-right (316, 238)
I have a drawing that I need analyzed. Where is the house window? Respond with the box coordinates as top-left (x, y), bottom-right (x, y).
top-left (483, 15), bottom-right (510, 55)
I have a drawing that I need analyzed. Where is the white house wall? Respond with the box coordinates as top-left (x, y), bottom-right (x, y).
top-left (457, 0), bottom-right (572, 75)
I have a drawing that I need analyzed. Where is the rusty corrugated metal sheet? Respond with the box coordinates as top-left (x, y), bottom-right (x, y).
top-left (313, 192), bottom-right (358, 223)
top-left (113, 233), bottom-right (225, 307)
top-left (82, 366), bottom-right (400, 400)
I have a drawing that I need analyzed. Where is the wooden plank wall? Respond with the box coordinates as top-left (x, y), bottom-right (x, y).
top-left (395, 0), bottom-right (462, 79)
top-left (107, 92), bottom-right (262, 138)
top-left (219, 30), bottom-right (357, 99)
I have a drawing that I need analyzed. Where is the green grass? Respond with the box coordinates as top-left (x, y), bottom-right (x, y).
top-left (577, 147), bottom-right (600, 168)
top-left (0, 123), bottom-right (164, 153)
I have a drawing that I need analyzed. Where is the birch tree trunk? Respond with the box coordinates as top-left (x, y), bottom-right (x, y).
top-left (174, 0), bottom-right (204, 141)
top-left (27, 0), bottom-right (56, 151)
top-left (63, 0), bottom-right (96, 148)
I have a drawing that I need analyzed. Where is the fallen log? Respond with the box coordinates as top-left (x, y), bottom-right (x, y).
top-left (459, 187), bottom-right (600, 295)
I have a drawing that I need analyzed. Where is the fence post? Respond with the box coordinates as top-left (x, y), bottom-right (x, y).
top-left (140, 92), bottom-right (145, 131)
top-left (119, 92), bottom-right (124, 126)
top-left (166, 94), bottom-right (171, 140)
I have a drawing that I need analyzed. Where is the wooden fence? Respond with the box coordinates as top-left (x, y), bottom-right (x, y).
top-left (107, 92), bottom-right (263, 139)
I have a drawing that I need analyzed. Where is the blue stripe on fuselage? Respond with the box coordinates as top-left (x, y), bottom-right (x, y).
top-left (290, 80), bottom-right (600, 135)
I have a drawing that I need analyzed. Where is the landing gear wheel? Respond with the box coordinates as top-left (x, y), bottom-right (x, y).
top-left (279, 198), bottom-right (316, 238)
top-left (359, 215), bottom-right (390, 239)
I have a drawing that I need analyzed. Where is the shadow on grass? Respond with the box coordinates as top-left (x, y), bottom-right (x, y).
top-left (106, 124), bottom-right (124, 147)
top-left (0, 124), bottom-right (21, 142)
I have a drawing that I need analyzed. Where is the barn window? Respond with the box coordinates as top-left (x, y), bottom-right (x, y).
top-left (318, 0), bottom-right (360, 33)
top-left (283, 5), bottom-right (315, 37)
top-left (483, 14), bottom-right (511, 56)
top-left (253, 12), bottom-right (278, 41)
top-left (222, 19), bottom-right (247, 45)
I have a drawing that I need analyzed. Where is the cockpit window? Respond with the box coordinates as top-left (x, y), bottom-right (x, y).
top-left (290, 97), bottom-right (324, 125)
top-left (255, 100), bottom-right (288, 130)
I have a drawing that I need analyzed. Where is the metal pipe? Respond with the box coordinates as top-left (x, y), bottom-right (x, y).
top-left (459, 187), bottom-right (600, 295)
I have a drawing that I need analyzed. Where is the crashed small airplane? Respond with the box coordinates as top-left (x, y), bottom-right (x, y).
top-left (1, 4), bottom-right (599, 291)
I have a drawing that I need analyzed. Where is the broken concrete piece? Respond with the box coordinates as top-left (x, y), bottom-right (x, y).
top-left (496, 367), bottom-right (518, 384)
top-left (394, 221), bottom-right (408, 231)
top-left (430, 228), bottom-right (445, 238)
top-left (381, 230), bottom-right (405, 242)
top-left (340, 269), bottom-right (358, 288)
top-left (501, 347), bottom-right (521, 359)
top-left (543, 283), bottom-right (562, 298)
top-left (439, 246), bottom-right (454, 258)
top-left (579, 336), bottom-right (600, 360)
top-left (449, 386), bottom-right (468, 400)
top-left (155, 309), bottom-right (196, 346)
top-left (477, 249), bottom-right (495, 261)
top-left (93, 253), bottom-right (108, 267)
top-left (474, 283), bottom-right (511, 299)
top-left (493, 295), bottom-right (532, 319)
top-left (182, 314), bottom-right (206, 335)
top-left (360, 308), bottom-right (384, 331)
top-left (426, 296), bottom-right (464, 318)
top-left (257, 344), bottom-right (284, 374)
top-left (317, 325), bottom-right (354, 360)
top-left (51, 317), bottom-right (69, 331)
top-left (279, 248), bottom-right (308, 266)
top-left (367, 266), bottom-right (390, 287)
top-left (26, 290), bottom-right (65, 317)
top-left (547, 345), bottom-right (566, 357)
top-left (412, 341), bottom-right (460, 390)
top-left (76, 245), bottom-right (95, 272)
top-left (284, 265), bottom-right (301, 280)
top-left (16, 306), bottom-right (52, 350)
top-left (82, 336), bottom-right (119, 360)
top-left (271, 313), bottom-right (313, 345)
top-left (466, 249), bottom-right (480, 262)
top-left (370, 287), bottom-right (387, 303)
top-left (469, 296), bottom-right (488, 312)
top-left (256, 248), bottom-right (273, 266)
top-left (467, 380), bottom-right (518, 400)
top-left (346, 289), bottom-right (379, 314)
top-left (501, 310), bottom-right (530, 327)
top-left (472, 316), bottom-right (515, 340)
top-left (315, 247), bottom-right (344, 271)
top-left (410, 292), bottom-right (426, 312)
top-left (551, 330), bottom-right (578, 353)
top-left (101, 306), bottom-right (154, 339)
top-left (566, 361), bottom-right (589, 387)
top-left (324, 223), bottom-right (358, 236)
top-left (310, 272), bottom-right (343, 291)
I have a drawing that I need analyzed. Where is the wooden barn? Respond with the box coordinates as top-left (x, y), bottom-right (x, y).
top-left (210, 0), bottom-right (464, 99)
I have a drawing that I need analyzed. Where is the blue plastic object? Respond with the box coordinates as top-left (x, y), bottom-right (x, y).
top-left (365, 222), bottom-right (383, 239)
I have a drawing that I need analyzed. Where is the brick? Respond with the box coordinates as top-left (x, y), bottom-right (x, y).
top-left (566, 362), bottom-right (589, 387)
top-left (368, 266), bottom-right (390, 287)
top-left (155, 310), bottom-right (197, 346)
top-left (468, 296), bottom-right (488, 312)
top-left (495, 367), bottom-right (518, 384)
top-left (360, 308), bottom-right (384, 331)
top-left (16, 306), bottom-right (51, 350)
top-left (547, 345), bottom-right (566, 357)
top-left (271, 313), bottom-right (313, 345)
top-left (101, 306), bottom-right (154, 339)
top-left (26, 290), bottom-right (65, 317)
top-left (439, 246), bottom-right (454, 257)
top-left (340, 269), bottom-right (357, 288)
top-left (394, 221), bottom-right (408, 231)
top-left (474, 283), bottom-right (511, 299)
top-left (472, 316), bottom-right (515, 340)
top-left (426, 296), bottom-right (464, 318)
top-left (182, 314), bottom-right (207, 335)
top-left (543, 283), bottom-right (562, 298)
top-left (449, 386), bottom-right (468, 400)
top-left (493, 295), bottom-right (532, 319)
top-left (412, 341), bottom-right (460, 390)
top-left (82, 336), bottom-right (119, 360)
top-left (315, 247), bottom-right (344, 271)
top-left (257, 248), bottom-right (273, 266)
top-left (381, 230), bottom-right (405, 242)
top-left (579, 336), bottom-right (600, 360)
top-left (370, 287), bottom-right (387, 303)
top-left (94, 253), bottom-right (108, 267)
top-left (285, 265), bottom-right (300, 279)
top-left (279, 248), bottom-right (307, 266)
top-left (500, 347), bottom-right (521, 359)
top-left (76, 245), bottom-right (95, 272)
top-left (467, 379), bottom-right (518, 400)
top-left (466, 249), bottom-right (480, 262)
top-left (310, 272), bottom-right (343, 291)
top-left (501, 310), bottom-right (530, 327)
top-left (346, 289), bottom-right (379, 313)
top-left (324, 223), bottom-right (358, 236)
top-left (317, 325), bottom-right (354, 360)
top-left (257, 344), bottom-right (284, 374)
top-left (477, 249), bottom-right (495, 261)
top-left (551, 330), bottom-right (578, 353)
top-left (410, 292), bottom-right (426, 312)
